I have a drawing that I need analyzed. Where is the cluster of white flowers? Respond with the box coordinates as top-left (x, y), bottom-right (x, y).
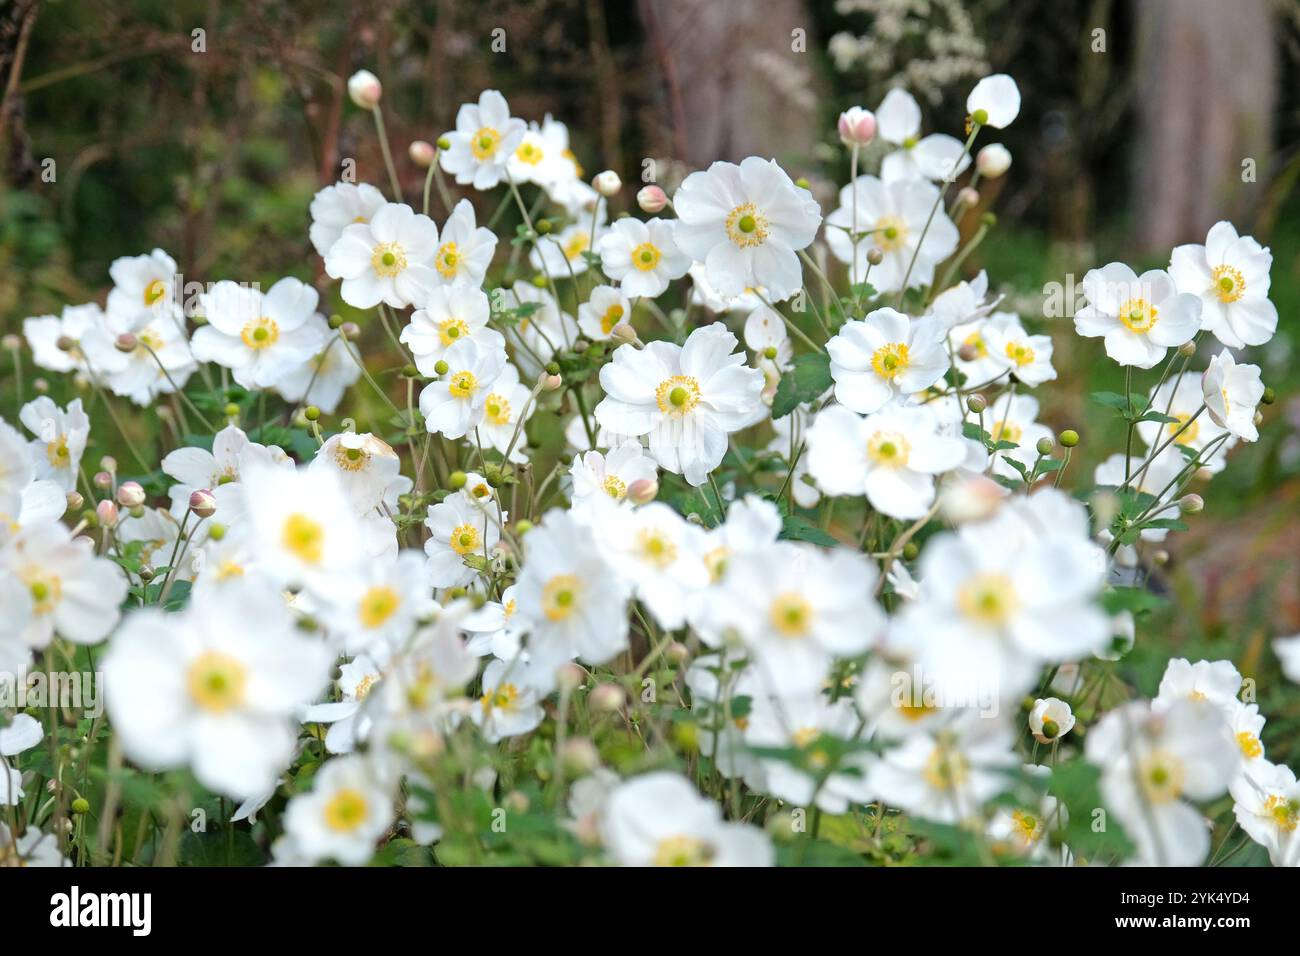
top-left (0, 69), bottom-right (1292, 869)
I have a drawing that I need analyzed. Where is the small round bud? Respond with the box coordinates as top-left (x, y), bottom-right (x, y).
top-left (589, 683), bottom-right (625, 713)
top-left (116, 481), bottom-right (146, 508)
top-left (80, 508), bottom-right (98, 529)
top-left (762, 345), bottom-right (778, 360)
top-left (64, 491), bottom-right (84, 514)
top-left (96, 500), bottom-right (119, 528)
top-left (666, 641), bottom-right (690, 665)
top-left (93, 471), bottom-right (112, 490)
top-left (114, 332), bottom-right (138, 353)
top-left (975, 143), bottom-right (1012, 178)
top-left (957, 186), bottom-right (980, 208)
top-left (223, 402), bottom-right (240, 418)
top-left (71, 798), bottom-right (90, 815)
top-left (434, 360), bottom-right (450, 376)
top-left (1041, 719), bottom-right (1059, 740)
top-left (837, 106), bottom-right (877, 147)
top-left (328, 313), bottom-right (345, 330)
top-left (304, 405), bottom-right (321, 422)
top-left (347, 69), bottom-right (383, 109)
top-left (1, 334), bottom-right (19, 352)
top-left (189, 489), bottom-right (217, 519)
top-left (1261, 387), bottom-right (1276, 405)
top-left (207, 522), bottom-right (227, 542)
top-left (536, 218), bottom-right (555, 236)
top-left (866, 247), bottom-right (884, 266)
top-left (556, 662), bottom-right (584, 693)
top-left (33, 378), bottom-right (49, 394)
top-left (341, 322), bottom-right (361, 340)
top-left (1059, 429), bottom-right (1080, 448)
top-left (1178, 493), bottom-right (1204, 515)
top-left (541, 373), bottom-right (563, 391)
top-left (1153, 549), bottom-right (1170, 566)
top-left (902, 541), bottom-right (920, 561)
top-left (100, 456), bottom-right (117, 473)
top-left (448, 471), bottom-right (468, 490)
top-left (513, 519), bottom-right (534, 536)
top-left (980, 211), bottom-right (997, 227)
top-left (402, 364), bottom-right (420, 378)
top-left (1177, 341), bottom-right (1196, 358)
top-left (530, 274), bottom-right (548, 289)
top-left (610, 323), bottom-right (638, 346)
top-left (592, 170), bottom-right (622, 196)
top-left (436, 135), bottom-right (452, 151)
top-left (971, 107), bottom-right (989, 126)
top-left (137, 564), bottom-right (155, 583)
top-left (505, 791), bottom-right (529, 814)
top-left (408, 140), bottom-right (435, 168)
top-left (1035, 436), bottom-right (1054, 456)
top-left (966, 393), bottom-right (987, 414)
top-left (636, 184), bottom-right (668, 213)
top-left (56, 335), bottom-right (77, 352)
top-left (559, 737), bottom-right (600, 776)
top-left (957, 342), bottom-right (979, 362)
top-left (627, 478), bottom-right (659, 505)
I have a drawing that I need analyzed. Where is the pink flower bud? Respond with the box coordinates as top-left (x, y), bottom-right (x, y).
top-left (837, 106), bottom-right (877, 147)
top-left (408, 140), bottom-right (436, 168)
top-left (114, 332), bottom-right (138, 353)
top-left (589, 683), bottom-right (625, 713)
top-left (592, 170), bottom-right (621, 197)
top-left (976, 143), bottom-right (1012, 178)
top-left (93, 471), bottom-right (112, 489)
top-left (189, 488), bottom-right (217, 519)
top-left (96, 500), bottom-right (119, 528)
top-left (347, 69), bottom-right (382, 109)
top-left (116, 481), bottom-right (146, 508)
top-left (627, 478), bottom-right (659, 505)
top-left (636, 184), bottom-right (668, 214)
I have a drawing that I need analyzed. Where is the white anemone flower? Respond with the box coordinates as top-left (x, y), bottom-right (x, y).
top-left (439, 90), bottom-right (527, 190)
top-left (1202, 349), bottom-right (1265, 442)
top-left (193, 278), bottom-right (326, 390)
top-left (966, 74), bottom-right (1021, 129)
top-left (577, 285), bottom-right (632, 342)
top-left (595, 217), bottom-right (692, 298)
top-left (401, 286), bottom-right (504, 378)
top-left (283, 754), bottom-right (395, 865)
top-left (18, 397), bottom-right (88, 492)
top-left (1169, 221), bottom-right (1276, 349)
top-left (309, 181), bottom-right (387, 258)
top-left (874, 87), bottom-right (971, 183)
top-left (324, 203), bottom-right (440, 309)
top-left (827, 308), bottom-right (949, 413)
top-left (418, 337), bottom-right (508, 440)
top-left (1074, 263), bottom-right (1201, 369)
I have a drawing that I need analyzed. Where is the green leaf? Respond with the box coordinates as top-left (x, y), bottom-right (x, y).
top-left (779, 513), bottom-right (839, 547)
top-left (772, 352), bottom-right (832, 419)
top-left (1102, 587), bottom-right (1168, 616)
top-left (1091, 390), bottom-right (1134, 414)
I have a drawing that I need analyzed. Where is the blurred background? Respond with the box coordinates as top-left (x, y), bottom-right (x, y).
top-left (1, 1), bottom-right (1298, 753)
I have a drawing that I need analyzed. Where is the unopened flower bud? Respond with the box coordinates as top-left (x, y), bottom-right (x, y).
top-left (115, 332), bottom-right (137, 352)
top-left (96, 500), bottom-right (119, 528)
top-left (1, 334), bottom-right (19, 352)
top-left (966, 393), bottom-right (987, 413)
top-left (71, 798), bottom-right (91, 815)
top-left (957, 186), bottom-right (980, 208)
top-left (207, 522), bottom-right (227, 542)
top-left (1059, 429), bottom-right (1080, 448)
top-left (100, 456), bottom-right (117, 473)
top-left (64, 491), bottom-right (84, 514)
top-left (347, 69), bottom-right (383, 109)
top-left (976, 143), bottom-right (1012, 178)
top-left (1261, 387), bottom-right (1276, 405)
top-left (436, 135), bottom-right (452, 151)
top-left (93, 471), bottom-right (112, 489)
top-left (530, 273), bottom-right (549, 288)
top-left (116, 481), bottom-right (146, 508)
top-left (666, 641), bottom-right (690, 665)
top-left (592, 170), bottom-right (621, 196)
top-left (637, 184), bottom-right (668, 213)
top-left (33, 378), bottom-right (49, 393)
top-left (866, 247), bottom-right (884, 266)
top-left (589, 683), bottom-right (625, 713)
top-left (1177, 341), bottom-right (1196, 358)
top-left (940, 473), bottom-right (1005, 524)
top-left (837, 106), bottom-right (877, 147)
top-left (304, 405), bottom-right (320, 422)
top-left (137, 564), bottom-right (155, 583)
top-left (434, 360), bottom-right (450, 375)
top-left (56, 335), bottom-right (77, 352)
top-left (627, 478), bottom-right (659, 505)
top-left (513, 518), bottom-right (534, 536)
top-left (541, 373), bottom-right (563, 391)
top-left (448, 471), bottom-right (468, 490)
top-left (189, 489), bottom-right (217, 518)
top-left (341, 322), bottom-right (361, 340)
top-left (408, 140), bottom-right (435, 168)
top-left (559, 737), bottom-right (599, 776)
top-left (223, 402), bottom-right (240, 418)
top-left (610, 323), bottom-right (638, 346)
top-left (1035, 436), bottom-right (1054, 456)
top-left (556, 662), bottom-right (585, 693)
top-left (1178, 493), bottom-right (1204, 515)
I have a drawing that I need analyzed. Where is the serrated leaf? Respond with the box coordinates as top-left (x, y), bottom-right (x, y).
top-left (772, 352), bottom-right (832, 419)
top-left (779, 513), bottom-right (839, 547)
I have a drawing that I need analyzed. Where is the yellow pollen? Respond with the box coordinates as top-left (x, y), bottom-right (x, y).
top-left (704, 546), bottom-right (730, 583)
top-left (770, 592), bottom-right (813, 638)
top-left (870, 342), bottom-right (910, 380)
top-left (370, 241), bottom-right (408, 278)
top-left (867, 431), bottom-right (910, 467)
top-left (600, 304), bottom-right (625, 335)
top-left (187, 651), bottom-right (247, 714)
top-left (1139, 751), bottom-right (1185, 804)
top-left (1118, 297), bottom-right (1159, 333)
top-left (792, 727), bottom-right (821, 748)
top-left (874, 215), bottom-right (908, 252)
top-left (541, 574), bottom-right (579, 621)
top-left (514, 141), bottom-right (544, 165)
top-left (990, 421), bottom-right (1022, 445)
top-left (603, 474), bottom-right (627, 500)
top-left (438, 317), bottom-right (470, 347)
top-left (359, 585), bottom-right (401, 629)
top-left (215, 559), bottom-right (244, 581)
top-left (652, 834), bottom-right (714, 867)
top-left (1170, 412), bottom-right (1200, 446)
top-left (333, 444), bottom-right (369, 472)
top-left (471, 127), bottom-right (501, 161)
top-left (654, 375), bottom-right (701, 415)
top-left (962, 332), bottom-right (987, 358)
top-left (1011, 809), bottom-right (1043, 844)
top-left (448, 370), bottom-right (478, 398)
top-left (636, 528), bottom-right (678, 568)
top-left (240, 316), bottom-right (280, 351)
top-left (631, 242), bottom-right (662, 271)
top-left (563, 232), bottom-right (590, 261)
top-left (481, 682), bottom-right (520, 714)
top-left (1004, 341), bottom-right (1035, 367)
top-left (23, 570), bottom-right (62, 615)
top-left (449, 523), bottom-right (481, 555)
top-left (46, 435), bottom-right (71, 468)
top-left (1265, 795), bottom-right (1299, 832)
top-left (1211, 264), bottom-right (1245, 303)
top-left (1237, 732), bottom-right (1263, 759)
top-left (282, 513), bottom-right (325, 564)
top-left (323, 789), bottom-right (370, 833)
top-left (435, 242), bottom-right (460, 279)
top-left (725, 203), bottom-right (769, 248)
top-left (144, 278), bottom-right (167, 307)
top-left (484, 393), bottom-right (511, 426)
top-left (956, 572), bottom-right (1018, 625)
top-left (923, 746), bottom-right (970, 791)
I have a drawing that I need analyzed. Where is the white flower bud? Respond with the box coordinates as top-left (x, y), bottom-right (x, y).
top-left (976, 143), bottom-right (1012, 178)
top-left (592, 170), bottom-right (621, 197)
top-left (347, 69), bottom-right (383, 109)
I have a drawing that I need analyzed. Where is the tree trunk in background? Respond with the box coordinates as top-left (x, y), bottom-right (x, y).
top-left (1135, 0), bottom-right (1276, 251)
top-left (638, 0), bottom-right (820, 171)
